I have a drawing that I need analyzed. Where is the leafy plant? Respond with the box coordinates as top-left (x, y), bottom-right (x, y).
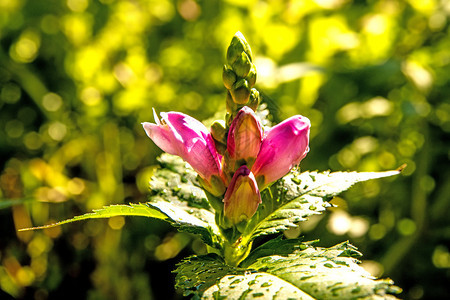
top-left (22, 32), bottom-right (402, 299)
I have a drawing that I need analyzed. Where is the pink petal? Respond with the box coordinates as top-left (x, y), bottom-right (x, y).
top-left (252, 115), bottom-right (310, 188)
top-left (142, 111), bottom-right (222, 181)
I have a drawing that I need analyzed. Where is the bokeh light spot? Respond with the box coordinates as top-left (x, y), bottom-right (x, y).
top-left (327, 210), bottom-right (351, 235)
top-left (397, 218), bottom-right (416, 236)
top-left (432, 245), bottom-right (450, 268)
top-left (369, 223), bottom-right (386, 240)
top-left (48, 122), bottom-right (67, 141)
top-left (1, 82), bottom-right (21, 104)
top-left (42, 93), bottom-right (63, 112)
top-left (23, 132), bottom-right (43, 150)
top-left (108, 216), bottom-right (125, 230)
top-left (178, 0), bottom-right (201, 21)
top-left (10, 30), bottom-right (40, 63)
top-left (80, 87), bottom-right (102, 106)
top-left (67, 0), bottom-right (89, 12)
top-left (5, 120), bottom-right (24, 138)
top-left (67, 178), bottom-right (85, 195)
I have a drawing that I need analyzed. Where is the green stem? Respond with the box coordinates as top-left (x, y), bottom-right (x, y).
top-left (223, 239), bottom-right (252, 267)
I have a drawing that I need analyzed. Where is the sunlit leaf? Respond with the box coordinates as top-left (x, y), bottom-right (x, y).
top-left (175, 238), bottom-right (401, 299)
top-left (242, 169), bottom-right (400, 243)
top-left (21, 154), bottom-right (222, 248)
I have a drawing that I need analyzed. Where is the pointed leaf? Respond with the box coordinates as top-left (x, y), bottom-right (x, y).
top-left (174, 240), bottom-right (400, 299)
top-left (21, 154), bottom-right (222, 248)
top-left (243, 170), bottom-right (400, 243)
top-left (248, 239), bottom-right (401, 299)
top-left (19, 203), bottom-right (167, 230)
top-left (174, 254), bottom-right (314, 299)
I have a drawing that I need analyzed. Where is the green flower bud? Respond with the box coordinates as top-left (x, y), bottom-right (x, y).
top-left (231, 78), bottom-right (250, 105)
top-left (226, 31), bottom-right (253, 66)
top-left (211, 120), bottom-right (227, 144)
top-left (223, 65), bottom-right (236, 90)
top-left (248, 88), bottom-right (260, 111)
top-left (232, 52), bottom-right (252, 78)
top-left (247, 67), bottom-right (257, 88)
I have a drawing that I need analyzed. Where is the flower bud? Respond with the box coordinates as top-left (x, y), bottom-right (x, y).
top-left (223, 65), bottom-right (236, 90)
top-left (227, 106), bottom-right (262, 165)
top-left (247, 89), bottom-right (260, 111)
top-left (232, 52), bottom-right (252, 78)
top-left (223, 166), bottom-right (261, 225)
top-left (226, 31), bottom-right (253, 66)
top-left (231, 78), bottom-right (250, 105)
top-left (211, 120), bottom-right (227, 144)
top-left (247, 67), bottom-right (257, 88)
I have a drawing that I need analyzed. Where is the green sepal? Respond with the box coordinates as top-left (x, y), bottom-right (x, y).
top-left (210, 119), bottom-right (227, 144)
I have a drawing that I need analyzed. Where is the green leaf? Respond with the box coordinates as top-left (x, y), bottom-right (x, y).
top-left (175, 239), bottom-right (401, 299)
top-left (175, 254), bottom-right (314, 299)
top-left (21, 154), bottom-right (222, 248)
top-left (242, 170), bottom-right (400, 244)
top-left (151, 153), bottom-right (212, 210)
top-left (148, 154), bottom-right (221, 247)
top-left (19, 202), bottom-right (166, 231)
top-left (248, 239), bottom-right (401, 299)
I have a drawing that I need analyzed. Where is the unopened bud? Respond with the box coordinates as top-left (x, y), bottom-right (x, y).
top-left (223, 166), bottom-right (261, 225)
top-left (248, 89), bottom-right (260, 111)
top-left (223, 65), bottom-right (236, 90)
top-left (211, 120), bottom-right (227, 144)
top-left (232, 52), bottom-right (252, 78)
top-left (247, 67), bottom-right (257, 88)
top-left (231, 79), bottom-right (250, 105)
top-left (226, 32), bottom-right (253, 66)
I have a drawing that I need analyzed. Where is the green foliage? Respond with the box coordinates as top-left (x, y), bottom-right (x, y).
top-left (1, 0), bottom-right (449, 298)
top-left (242, 169), bottom-right (400, 245)
top-left (175, 238), bottom-right (400, 299)
top-left (22, 154), bottom-right (222, 249)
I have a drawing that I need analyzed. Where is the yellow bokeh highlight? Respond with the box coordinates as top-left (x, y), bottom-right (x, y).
top-left (9, 30), bottom-right (40, 63)
top-left (308, 15), bottom-right (358, 64)
top-left (67, 0), bottom-right (89, 12)
top-left (63, 13), bottom-right (92, 45)
top-left (108, 216), bottom-right (125, 230)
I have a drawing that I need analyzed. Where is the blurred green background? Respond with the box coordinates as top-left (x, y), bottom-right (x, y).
top-left (1, 0), bottom-right (449, 299)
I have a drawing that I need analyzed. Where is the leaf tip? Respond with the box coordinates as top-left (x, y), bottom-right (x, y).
top-left (396, 163), bottom-right (407, 173)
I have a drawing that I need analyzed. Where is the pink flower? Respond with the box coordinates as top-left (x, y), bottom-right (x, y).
top-left (142, 109), bottom-right (222, 183)
top-left (223, 165), bottom-right (261, 225)
top-left (142, 106), bottom-right (310, 222)
top-left (252, 115), bottom-right (310, 189)
top-left (227, 106), bottom-right (262, 165)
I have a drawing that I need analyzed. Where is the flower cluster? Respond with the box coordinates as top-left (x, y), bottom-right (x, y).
top-left (142, 107), bottom-right (310, 227)
top-left (142, 32), bottom-right (310, 228)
